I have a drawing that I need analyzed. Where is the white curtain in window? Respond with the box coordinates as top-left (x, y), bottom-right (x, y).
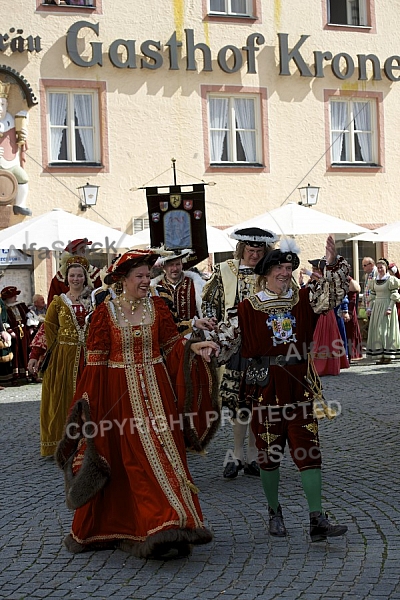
top-left (209, 98), bottom-right (228, 162)
top-left (74, 94), bottom-right (94, 161)
top-left (49, 93), bottom-right (67, 161)
top-left (331, 101), bottom-right (348, 162)
top-left (353, 101), bottom-right (372, 162)
top-left (210, 0), bottom-right (225, 12)
top-left (234, 98), bottom-right (256, 162)
top-left (231, 0), bottom-right (247, 14)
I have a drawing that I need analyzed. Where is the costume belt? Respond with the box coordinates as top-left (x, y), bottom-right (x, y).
top-left (245, 355), bottom-right (307, 387)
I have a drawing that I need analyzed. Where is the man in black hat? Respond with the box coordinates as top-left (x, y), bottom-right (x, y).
top-left (202, 226), bottom-right (278, 478)
top-left (220, 234), bottom-right (349, 542)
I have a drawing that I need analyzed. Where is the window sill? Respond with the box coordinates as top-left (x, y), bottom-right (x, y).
top-left (210, 162), bottom-right (263, 167)
top-left (42, 2), bottom-right (95, 6)
top-left (331, 163), bottom-right (382, 168)
top-left (208, 13), bottom-right (254, 18)
top-left (204, 14), bottom-right (257, 23)
top-left (324, 23), bottom-right (372, 33)
top-left (45, 163), bottom-right (105, 174)
top-left (206, 163), bottom-right (267, 174)
top-left (48, 162), bottom-right (102, 167)
top-left (327, 23), bottom-right (370, 28)
top-left (328, 163), bottom-right (383, 174)
top-left (38, 2), bottom-right (96, 12)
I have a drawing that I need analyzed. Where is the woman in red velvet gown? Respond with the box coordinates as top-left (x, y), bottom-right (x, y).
top-left (56, 250), bottom-right (220, 560)
top-left (308, 259), bottom-right (349, 376)
top-left (345, 277), bottom-right (363, 360)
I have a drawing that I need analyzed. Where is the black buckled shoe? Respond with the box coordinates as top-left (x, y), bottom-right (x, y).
top-left (268, 505), bottom-right (287, 537)
top-left (243, 460), bottom-right (260, 477)
top-left (310, 511), bottom-right (348, 542)
top-left (223, 459), bottom-right (244, 479)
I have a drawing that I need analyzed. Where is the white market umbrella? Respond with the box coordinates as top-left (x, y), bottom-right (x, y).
top-left (0, 208), bottom-right (136, 251)
top-left (128, 226), bottom-right (236, 253)
top-left (346, 221), bottom-right (400, 243)
top-left (225, 202), bottom-right (370, 237)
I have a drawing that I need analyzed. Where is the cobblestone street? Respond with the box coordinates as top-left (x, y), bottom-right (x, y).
top-left (1, 358), bottom-right (400, 600)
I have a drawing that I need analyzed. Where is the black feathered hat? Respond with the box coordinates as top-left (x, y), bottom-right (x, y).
top-left (230, 227), bottom-right (278, 247)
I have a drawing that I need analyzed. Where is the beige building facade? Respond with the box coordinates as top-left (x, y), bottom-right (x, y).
top-left (0, 0), bottom-right (399, 300)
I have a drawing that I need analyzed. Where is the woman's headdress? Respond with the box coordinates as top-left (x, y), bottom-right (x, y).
top-left (104, 249), bottom-right (159, 285)
top-left (65, 256), bottom-right (90, 271)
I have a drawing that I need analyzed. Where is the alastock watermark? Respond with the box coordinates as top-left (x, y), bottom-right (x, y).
top-left (4, 236), bottom-right (126, 261)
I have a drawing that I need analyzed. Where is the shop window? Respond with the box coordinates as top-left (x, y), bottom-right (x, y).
top-left (329, 97), bottom-right (379, 166)
top-left (208, 94), bottom-right (262, 166)
top-left (47, 90), bottom-right (100, 165)
top-left (327, 0), bottom-right (368, 26)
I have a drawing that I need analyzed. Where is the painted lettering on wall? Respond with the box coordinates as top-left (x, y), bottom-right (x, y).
top-left (0, 28), bottom-right (42, 54)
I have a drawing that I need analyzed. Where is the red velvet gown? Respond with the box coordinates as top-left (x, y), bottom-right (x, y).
top-left (312, 310), bottom-right (349, 376)
top-left (345, 290), bottom-right (363, 359)
top-left (67, 296), bottom-right (214, 554)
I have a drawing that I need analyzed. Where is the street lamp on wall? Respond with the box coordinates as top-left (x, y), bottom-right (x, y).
top-left (78, 182), bottom-right (99, 211)
top-left (298, 183), bottom-right (320, 207)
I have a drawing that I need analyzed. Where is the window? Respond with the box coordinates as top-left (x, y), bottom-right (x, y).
top-left (330, 98), bottom-right (377, 165)
top-left (133, 217), bottom-right (149, 234)
top-left (48, 90), bottom-right (100, 164)
top-left (328, 0), bottom-right (368, 26)
top-left (42, 1), bottom-right (94, 6)
top-left (208, 95), bottom-right (261, 165)
top-left (208, 0), bottom-right (253, 17)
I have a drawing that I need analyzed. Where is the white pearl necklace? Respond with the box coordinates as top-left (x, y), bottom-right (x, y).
top-left (115, 295), bottom-right (149, 325)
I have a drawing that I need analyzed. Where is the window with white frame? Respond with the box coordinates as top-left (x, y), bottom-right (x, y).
top-left (48, 90), bottom-right (100, 164)
top-left (133, 217), bottom-right (149, 233)
top-left (208, 95), bottom-right (261, 165)
top-left (330, 98), bottom-right (377, 165)
top-left (328, 0), bottom-right (368, 26)
top-left (208, 0), bottom-right (253, 17)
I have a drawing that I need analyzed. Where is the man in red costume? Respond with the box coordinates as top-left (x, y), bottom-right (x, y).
top-left (213, 235), bottom-right (349, 542)
top-left (150, 249), bottom-right (214, 336)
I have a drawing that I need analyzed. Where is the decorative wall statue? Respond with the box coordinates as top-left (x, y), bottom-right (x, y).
top-left (0, 82), bottom-right (31, 216)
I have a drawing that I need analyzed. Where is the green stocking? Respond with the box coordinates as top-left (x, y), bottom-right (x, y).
top-left (300, 468), bottom-right (323, 513)
top-left (260, 468), bottom-right (280, 512)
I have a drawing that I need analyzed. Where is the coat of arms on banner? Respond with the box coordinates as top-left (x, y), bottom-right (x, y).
top-left (170, 194), bottom-right (181, 208)
top-left (146, 183), bottom-right (208, 269)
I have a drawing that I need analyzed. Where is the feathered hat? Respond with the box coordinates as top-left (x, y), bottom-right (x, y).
top-left (1, 286), bottom-right (20, 300)
top-left (230, 227), bottom-right (278, 247)
top-left (254, 237), bottom-right (301, 275)
top-left (104, 249), bottom-right (159, 285)
top-left (157, 248), bottom-right (194, 266)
